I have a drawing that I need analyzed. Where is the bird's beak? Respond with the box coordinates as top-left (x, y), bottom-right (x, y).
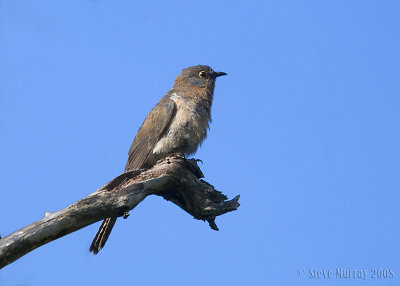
top-left (214, 71), bottom-right (227, 78)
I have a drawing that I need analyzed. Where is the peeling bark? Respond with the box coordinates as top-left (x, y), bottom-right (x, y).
top-left (0, 156), bottom-right (239, 269)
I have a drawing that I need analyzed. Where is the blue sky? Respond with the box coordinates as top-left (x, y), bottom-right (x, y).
top-left (1, 1), bottom-right (399, 285)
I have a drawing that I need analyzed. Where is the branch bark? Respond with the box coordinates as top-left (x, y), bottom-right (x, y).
top-left (0, 156), bottom-right (239, 269)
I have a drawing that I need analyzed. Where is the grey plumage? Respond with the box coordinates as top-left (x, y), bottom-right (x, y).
top-left (89, 65), bottom-right (226, 254)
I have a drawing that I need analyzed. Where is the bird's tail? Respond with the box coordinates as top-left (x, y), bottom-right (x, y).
top-left (89, 217), bottom-right (117, 255)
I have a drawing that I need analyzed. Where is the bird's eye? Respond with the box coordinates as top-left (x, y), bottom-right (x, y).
top-left (198, 71), bottom-right (207, 79)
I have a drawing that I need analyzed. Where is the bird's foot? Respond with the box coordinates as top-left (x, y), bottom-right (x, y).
top-left (193, 158), bottom-right (203, 164)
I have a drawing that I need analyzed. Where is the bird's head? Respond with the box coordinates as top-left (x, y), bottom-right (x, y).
top-left (173, 65), bottom-right (227, 91)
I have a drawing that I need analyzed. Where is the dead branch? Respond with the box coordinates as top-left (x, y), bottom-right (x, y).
top-left (0, 156), bottom-right (239, 269)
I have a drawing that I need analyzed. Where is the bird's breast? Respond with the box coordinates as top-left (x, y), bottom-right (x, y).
top-left (152, 93), bottom-right (210, 156)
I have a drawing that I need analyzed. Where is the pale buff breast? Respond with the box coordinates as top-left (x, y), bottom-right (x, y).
top-left (153, 93), bottom-right (210, 156)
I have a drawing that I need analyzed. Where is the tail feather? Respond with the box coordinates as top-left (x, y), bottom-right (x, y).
top-left (89, 217), bottom-right (117, 255)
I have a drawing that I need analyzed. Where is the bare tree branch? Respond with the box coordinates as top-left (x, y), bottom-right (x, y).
top-left (0, 156), bottom-right (239, 269)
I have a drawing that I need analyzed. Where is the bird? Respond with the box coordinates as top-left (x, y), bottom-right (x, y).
top-left (89, 65), bottom-right (227, 254)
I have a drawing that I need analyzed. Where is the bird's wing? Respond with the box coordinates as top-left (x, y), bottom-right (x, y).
top-left (125, 96), bottom-right (177, 171)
